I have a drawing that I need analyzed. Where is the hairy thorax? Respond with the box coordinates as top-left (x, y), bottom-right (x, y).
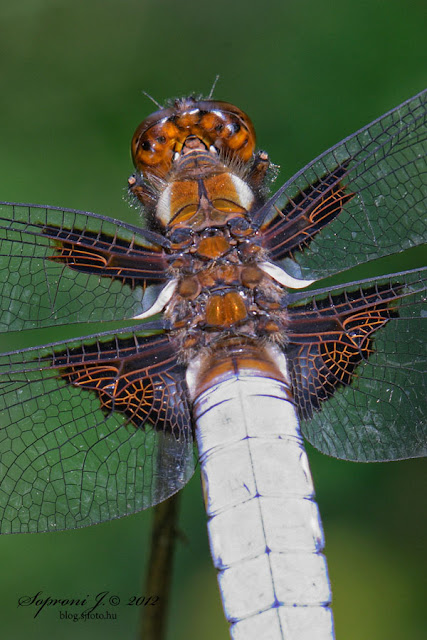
top-left (128, 98), bottom-right (288, 362)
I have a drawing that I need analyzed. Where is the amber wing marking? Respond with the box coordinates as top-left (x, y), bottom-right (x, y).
top-left (286, 283), bottom-right (401, 419)
top-left (52, 333), bottom-right (190, 436)
top-left (261, 163), bottom-right (354, 261)
top-left (45, 225), bottom-right (168, 287)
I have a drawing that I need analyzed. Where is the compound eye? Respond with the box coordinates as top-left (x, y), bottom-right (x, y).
top-left (227, 122), bottom-right (240, 135)
top-left (131, 120), bottom-right (179, 175)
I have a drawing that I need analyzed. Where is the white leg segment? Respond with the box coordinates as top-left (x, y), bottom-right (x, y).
top-left (193, 375), bottom-right (334, 640)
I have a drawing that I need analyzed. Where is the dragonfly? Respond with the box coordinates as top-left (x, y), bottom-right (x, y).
top-left (0, 89), bottom-right (425, 640)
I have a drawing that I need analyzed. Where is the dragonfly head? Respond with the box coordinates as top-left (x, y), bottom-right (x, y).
top-left (131, 98), bottom-right (256, 181)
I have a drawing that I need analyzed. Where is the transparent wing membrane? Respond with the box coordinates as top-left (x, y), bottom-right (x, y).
top-left (259, 90), bottom-right (426, 280)
top-left (0, 329), bottom-right (194, 534)
top-left (287, 268), bottom-right (426, 461)
top-left (0, 202), bottom-right (168, 332)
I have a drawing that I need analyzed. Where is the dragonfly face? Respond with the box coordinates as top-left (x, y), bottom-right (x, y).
top-left (0, 91), bottom-right (425, 639)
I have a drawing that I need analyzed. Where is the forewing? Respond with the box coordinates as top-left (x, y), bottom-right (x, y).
top-left (285, 268), bottom-right (426, 461)
top-left (0, 202), bottom-right (169, 332)
top-left (0, 327), bottom-right (194, 533)
top-left (258, 90), bottom-right (426, 279)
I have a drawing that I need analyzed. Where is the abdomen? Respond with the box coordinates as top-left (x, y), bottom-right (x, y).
top-left (188, 341), bottom-right (335, 639)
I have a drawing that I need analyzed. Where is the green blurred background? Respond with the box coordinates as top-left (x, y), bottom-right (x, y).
top-left (0, 1), bottom-right (425, 638)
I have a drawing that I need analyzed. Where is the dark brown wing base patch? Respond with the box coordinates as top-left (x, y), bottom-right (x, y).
top-left (286, 283), bottom-right (401, 419)
top-left (52, 333), bottom-right (190, 437)
top-left (261, 163), bottom-right (354, 261)
top-left (45, 225), bottom-right (168, 287)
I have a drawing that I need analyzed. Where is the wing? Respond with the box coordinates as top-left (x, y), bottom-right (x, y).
top-left (256, 89), bottom-right (426, 280)
top-left (0, 202), bottom-right (170, 332)
top-left (0, 325), bottom-right (194, 534)
top-left (285, 268), bottom-right (426, 462)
